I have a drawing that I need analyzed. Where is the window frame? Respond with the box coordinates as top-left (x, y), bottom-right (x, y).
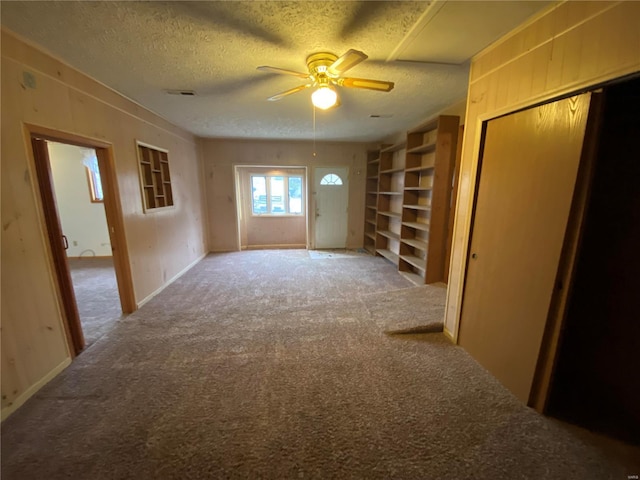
top-left (250, 173), bottom-right (304, 217)
top-left (319, 173), bottom-right (344, 186)
top-left (85, 163), bottom-right (104, 203)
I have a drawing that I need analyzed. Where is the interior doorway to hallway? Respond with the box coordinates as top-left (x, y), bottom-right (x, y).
top-left (29, 128), bottom-right (135, 357)
top-left (47, 141), bottom-right (124, 347)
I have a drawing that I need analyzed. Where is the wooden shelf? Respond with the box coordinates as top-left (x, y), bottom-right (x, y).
top-left (137, 143), bottom-right (174, 211)
top-left (377, 230), bottom-right (400, 241)
top-left (378, 211), bottom-right (402, 218)
top-left (400, 255), bottom-right (426, 271)
top-left (405, 165), bottom-right (435, 173)
top-left (403, 204), bottom-right (431, 211)
top-left (401, 115), bottom-right (459, 283)
top-left (403, 221), bottom-right (430, 232)
top-left (364, 146), bottom-right (386, 253)
top-left (399, 270), bottom-right (424, 286)
top-left (401, 238), bottom-right (428, 251)
top-left (404, 187), bottom-right (432, 191)
top-left (377, 248), bottom-right (399, 264)
top-left (380, 167), bottom-right (404, 174)
top-left (407, 142), bottom-right (436, 154)
top-left (363, 115), bottom-right (460, 284)
top-left (381, 142), bottom-right (406, 153)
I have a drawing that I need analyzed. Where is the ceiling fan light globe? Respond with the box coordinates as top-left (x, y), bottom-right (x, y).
top-left (311, 86), bottom-right (338, 110)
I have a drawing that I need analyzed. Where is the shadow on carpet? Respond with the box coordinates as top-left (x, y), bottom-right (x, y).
top-left (361, 283), bottom-right (446, 333)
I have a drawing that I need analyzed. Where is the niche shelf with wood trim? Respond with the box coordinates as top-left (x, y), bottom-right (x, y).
top-left (399, 115), bottom-right (459, 284)
top-left (363, 149), bottom-right (382, 254)
top-left (375, 142), bottom-right (406, 266)
top-left (137, 142), bottom-right (174, 211)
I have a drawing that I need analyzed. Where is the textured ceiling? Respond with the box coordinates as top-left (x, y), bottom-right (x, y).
top-left (0, 1), bottom-right (550, 142)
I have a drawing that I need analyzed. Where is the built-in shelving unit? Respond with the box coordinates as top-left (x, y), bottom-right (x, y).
top-left (363, 116), bottom-right (460, 285)
top-left (375, 142), bottom-right (406, 266)
top-left (363, 149), bottom-right (381, 254)
top-left (399, 115), bottom-right (459, 284)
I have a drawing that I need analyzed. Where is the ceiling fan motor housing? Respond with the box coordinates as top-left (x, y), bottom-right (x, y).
top-left (306, 52), bottom-right (339, 81)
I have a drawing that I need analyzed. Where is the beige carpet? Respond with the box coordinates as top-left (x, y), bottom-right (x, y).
top-left (2, 250), bottom-right (635, 479)
top-left (68, 256), bottom-right (123, 346)
top-left (363, 283), bottom-right (446, 333)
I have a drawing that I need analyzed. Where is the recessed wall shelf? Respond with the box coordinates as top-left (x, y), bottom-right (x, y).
top-left (137, 141), bottom-right (174, 212)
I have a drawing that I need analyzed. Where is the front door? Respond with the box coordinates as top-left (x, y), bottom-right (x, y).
top-left (314, 167), bottom-right (348, 249)
top-left (458, 93), bottom-right (594, 403)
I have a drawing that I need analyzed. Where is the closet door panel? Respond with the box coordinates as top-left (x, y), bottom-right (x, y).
top-left (458, 93), bottom-right (593, 403)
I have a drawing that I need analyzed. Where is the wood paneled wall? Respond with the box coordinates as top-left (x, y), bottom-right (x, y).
top-left (1, 30), bottom-right (208, 418)
top-left (445, 1), bottom-right (640, 339)
top-left (201, 139), bottom-right (368, 252)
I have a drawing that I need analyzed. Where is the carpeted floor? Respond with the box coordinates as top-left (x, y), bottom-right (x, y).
top-left (68, 257), bottom-right (124, 346)
top-left (2, 250), bottom-right (637, 479)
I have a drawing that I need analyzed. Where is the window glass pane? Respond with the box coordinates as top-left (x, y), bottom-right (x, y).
top-left (251, 176), bottom-right (267, 214)
top-left (320, 173), bottom-right (343, 185)
top-left (288, 176), bottom-right (302, 214)
top-left (270, 176), bottom-right (285, 214)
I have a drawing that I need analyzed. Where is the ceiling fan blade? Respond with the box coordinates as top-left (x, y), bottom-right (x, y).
top-left (338, 77), bottom-right (395, 92)
top-left (327, 49), bottom-right (368, 76)
top-left (267, 84), bottom-right (311, 101)
top-left (257, 66), bottom-right (310, 79)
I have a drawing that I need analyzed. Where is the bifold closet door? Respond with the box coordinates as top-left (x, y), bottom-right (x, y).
top-left (458, 93), bottom-right (594, 403)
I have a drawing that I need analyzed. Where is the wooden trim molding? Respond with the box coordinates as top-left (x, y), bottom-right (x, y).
top-left (1, 358), bottom-right (72, 421)
top-left (31, 136), bottom-right (85, 356)
top-left (26, 123), bottom-right (137, 319)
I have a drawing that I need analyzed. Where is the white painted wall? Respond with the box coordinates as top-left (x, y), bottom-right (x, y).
top-left (48, 142), bottom-right (112, 257)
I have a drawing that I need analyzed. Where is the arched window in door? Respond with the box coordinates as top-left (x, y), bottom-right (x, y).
top-left (320, 173), bottom-right (343, 186)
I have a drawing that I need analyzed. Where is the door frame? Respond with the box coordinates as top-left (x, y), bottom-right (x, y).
top-left (25, 124), bottom-right (136, 356)
top-left (312, 166), bottom-right (349, 250)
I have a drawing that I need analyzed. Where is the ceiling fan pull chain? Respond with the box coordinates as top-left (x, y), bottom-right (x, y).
top-left (312, 106), bottom-right (317, 157)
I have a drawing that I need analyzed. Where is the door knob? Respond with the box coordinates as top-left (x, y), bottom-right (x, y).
top-left (471, 253), bottom-right (478, 259)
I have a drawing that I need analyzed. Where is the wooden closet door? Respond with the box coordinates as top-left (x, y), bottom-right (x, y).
top-left (458, 93), bottom-right (593, 403)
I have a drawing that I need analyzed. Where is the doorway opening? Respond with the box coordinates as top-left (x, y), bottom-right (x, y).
top-left (29, 128), bottom-right (135, 357)
top-left (546, 75), bottom-right (640, 445)
top-left (47, 141), bottom-right (124, 347)
top-left (235, 166), bottom-right (308, 250)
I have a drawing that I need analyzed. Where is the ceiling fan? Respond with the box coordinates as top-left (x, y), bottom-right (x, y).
top-left (257, 49), bottom-right (394, 110)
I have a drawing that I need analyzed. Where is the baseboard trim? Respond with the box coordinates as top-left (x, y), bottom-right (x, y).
top-left (244, 244), bottom-right (306, 250)
top-left (66, 255), bottom-right (113, 260)
top-left (136, 252), bottom-right (207, 309)
top-left (1, 357), bottom-right (72, 421)
top-left (443, 326), bottom-right (455, 343)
